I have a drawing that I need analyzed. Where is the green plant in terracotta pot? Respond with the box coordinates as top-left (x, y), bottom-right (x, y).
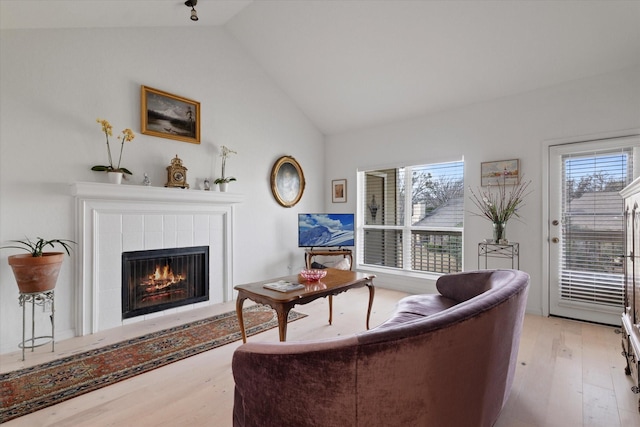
top-left (2, 237), bottom-right (75, 294)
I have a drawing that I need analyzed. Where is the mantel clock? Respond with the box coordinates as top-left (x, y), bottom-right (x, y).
top-left (165, 155), bottom-right (189, 189)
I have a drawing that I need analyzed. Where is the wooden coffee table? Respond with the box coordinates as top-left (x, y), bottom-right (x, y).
top-left (234, 268), bottom-right (375, 343)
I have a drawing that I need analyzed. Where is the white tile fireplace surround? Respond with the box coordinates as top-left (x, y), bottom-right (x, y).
top-left (71, 182), bottom-right (243, 335)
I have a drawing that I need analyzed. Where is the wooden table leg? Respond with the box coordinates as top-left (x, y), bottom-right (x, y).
top-left (305, 252), bottom-right (312, 269)
top-left (276, 307), bottom-right (291, 342)
top-left (236, 295), bottom-right (248, 344)
top-left (328, 295), bottom-right (333, 325)
top-left (365, 284), bottom-right (375, 330)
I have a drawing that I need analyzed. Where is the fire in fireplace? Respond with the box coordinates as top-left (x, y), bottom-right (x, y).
top-left (122, 246), bottom-right (209, 319)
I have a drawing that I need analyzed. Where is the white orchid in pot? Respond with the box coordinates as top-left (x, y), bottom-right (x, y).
top-left (214, 145), bottom-right (237, 192)
top-left (91, 118), bottom-right (135, 184)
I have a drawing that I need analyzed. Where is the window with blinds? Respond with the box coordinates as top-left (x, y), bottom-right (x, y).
top-left (360, 160), bottom-right (464, 274)
top-left (559, 148), bottom-right (633, 307)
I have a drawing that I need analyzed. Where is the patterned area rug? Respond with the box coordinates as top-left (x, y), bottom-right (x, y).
top-left (0, 305), bottom-right (306, 423)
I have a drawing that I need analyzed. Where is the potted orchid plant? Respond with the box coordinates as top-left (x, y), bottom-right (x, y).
top-left (214, 145), bottom-right (237, 191)
top-left (91, 118), bottom-right (135, 184)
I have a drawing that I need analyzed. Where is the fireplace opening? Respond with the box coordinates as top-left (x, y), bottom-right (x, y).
top-left (122, 246), bottom-right (209, 319)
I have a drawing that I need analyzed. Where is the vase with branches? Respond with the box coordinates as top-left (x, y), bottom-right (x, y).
top-left (468, 174), bottom-right (531, 243)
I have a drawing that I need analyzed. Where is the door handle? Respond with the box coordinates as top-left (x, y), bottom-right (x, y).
top-left (551, 237), bottom-right (559, 243)
top-left (552, 220), bottom-right (559, 226)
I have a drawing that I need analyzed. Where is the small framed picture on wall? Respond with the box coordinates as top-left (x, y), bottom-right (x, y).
top-left (481, 159), bottom-right (520, 186)
top-left (332, 179), bottom-right (347, 203)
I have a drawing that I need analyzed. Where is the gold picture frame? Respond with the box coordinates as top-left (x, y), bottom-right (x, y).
top-left (481, 159), bottom-right (520, 186)
top-left (332, 179), bottom-right (347, 203)
top-left (140, 85), bottom-right (200, 144)
top-left (270, 156), bottom-right (305, 207)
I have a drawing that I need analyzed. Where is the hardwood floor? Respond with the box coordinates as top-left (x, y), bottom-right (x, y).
top-left (2, 287), bottom-right (639, 427)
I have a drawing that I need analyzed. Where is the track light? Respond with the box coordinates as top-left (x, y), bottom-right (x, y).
top-left (185, 0), bottom-right (198, 22)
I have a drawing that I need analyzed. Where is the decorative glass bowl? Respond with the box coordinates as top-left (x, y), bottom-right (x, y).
top-left (299, 269), bottom-right (327, 282)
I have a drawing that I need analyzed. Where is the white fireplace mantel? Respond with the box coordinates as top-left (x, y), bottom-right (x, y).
top-left (71, 181), bottom-right (244, 204)
top-left (71, 182), bottom-right (243, 335)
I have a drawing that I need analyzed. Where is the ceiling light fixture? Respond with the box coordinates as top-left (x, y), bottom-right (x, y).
top-left (185, 0), bottom-right (198, 22)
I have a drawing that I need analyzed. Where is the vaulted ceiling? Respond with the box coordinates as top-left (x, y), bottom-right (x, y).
top-left (2, 0), bottom-right (639, 135)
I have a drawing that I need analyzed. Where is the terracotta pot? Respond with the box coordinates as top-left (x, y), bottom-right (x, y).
top-left (8, 252), bottom-right (65, 293)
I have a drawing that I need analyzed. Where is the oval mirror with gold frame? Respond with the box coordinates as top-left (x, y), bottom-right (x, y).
top-left (270, 155), bottom-right (305, 207)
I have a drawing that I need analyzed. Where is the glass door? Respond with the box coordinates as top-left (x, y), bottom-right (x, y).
top-left (549, 137), bottom-right (638, 325)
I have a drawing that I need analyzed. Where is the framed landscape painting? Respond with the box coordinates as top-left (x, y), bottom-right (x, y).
top-left (481, 159), bottom-right (520, 186)
top-left (141, 85), bottom-right (200, 144)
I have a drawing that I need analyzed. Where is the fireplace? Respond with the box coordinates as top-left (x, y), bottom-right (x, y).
top-left (73, 182), bottom-right (242, 334)
top-left (122, 246), bottom-right (209, 319)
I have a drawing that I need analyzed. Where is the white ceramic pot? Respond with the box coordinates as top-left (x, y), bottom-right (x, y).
top-left (218, 182), bottom-right (228, 192)
top-left (107, 171), bottom-right (123, 184)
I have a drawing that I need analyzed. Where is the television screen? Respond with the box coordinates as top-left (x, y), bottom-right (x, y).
top-left (298, 213), bottom-right (355, 248)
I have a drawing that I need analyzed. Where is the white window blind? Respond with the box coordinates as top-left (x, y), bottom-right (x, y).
top-left (559, 148), bottom-right (633, 307)
top-left (360, 160), bottom-right (464, 274)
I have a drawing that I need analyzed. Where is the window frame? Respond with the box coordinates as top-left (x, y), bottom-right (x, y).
top-left (356, 160), bottom-right (464, 277)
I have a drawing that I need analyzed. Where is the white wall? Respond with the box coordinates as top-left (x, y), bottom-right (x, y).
top-left (0, 26), bottom-right (324, 354)
top-left (2, 26), bottom-right (638, 356)
top-left (326, 66), bottom-right (640, 315)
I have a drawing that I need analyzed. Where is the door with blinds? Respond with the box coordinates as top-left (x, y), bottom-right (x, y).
top-left (549, 137), bottom-right (638, 325)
